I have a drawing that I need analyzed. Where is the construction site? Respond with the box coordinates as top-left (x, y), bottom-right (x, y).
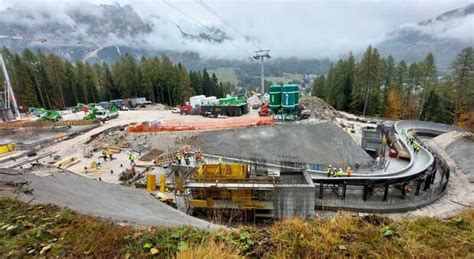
top-left (1, 55), bottom-right (473, 228)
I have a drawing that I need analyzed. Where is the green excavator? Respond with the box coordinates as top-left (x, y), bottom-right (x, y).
top-left (36, 110), bottom-right (62, 122)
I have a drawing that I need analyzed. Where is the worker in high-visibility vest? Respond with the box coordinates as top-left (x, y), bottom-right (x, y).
top-left (326, 165), bottom-right (333, 177)
top-left (102, 150), bottom-right (107, 161)
top-left (346, 167), bottom-right (352, 176)
top-left (184, 152), bottom-right (190, 165)
top-left (337, 168), bottom-right (344, 177)
top-left (175, 151), bottom-right (181, 164)
top-left (129, 154), bottom-right (136, 166)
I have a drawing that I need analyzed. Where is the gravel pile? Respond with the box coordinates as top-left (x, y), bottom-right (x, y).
top-left (185, 123), bottom-right (372, 167)
top-left (299, 96), bottom-right (339, 121)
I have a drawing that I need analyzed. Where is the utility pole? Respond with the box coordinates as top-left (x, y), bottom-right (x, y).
top-left (253, 49), bottom-right (271, 98)
top-left (0, 53), bottom-right (20, 120)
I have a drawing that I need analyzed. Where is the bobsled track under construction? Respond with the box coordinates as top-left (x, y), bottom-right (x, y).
top-left (308, 120), bottom-right (466, 213)
top-left (0, 113), bottom-right (470, 228)
top-left (176, 120), bottom-right (467, 218)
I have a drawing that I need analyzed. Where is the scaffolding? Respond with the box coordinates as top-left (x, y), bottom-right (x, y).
top-left (173, 161), bottom-right (316, 222)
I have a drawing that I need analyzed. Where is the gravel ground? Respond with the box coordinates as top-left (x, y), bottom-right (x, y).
top-left (446, 136), bottom-right (474, 182)
top-left (182, 122), bottom-right (372, 166)
top-left (0, 166), bottom-right (220, 230)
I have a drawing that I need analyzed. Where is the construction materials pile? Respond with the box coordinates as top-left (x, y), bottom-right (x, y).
top-left (299, 96), bottom-right (339, 121)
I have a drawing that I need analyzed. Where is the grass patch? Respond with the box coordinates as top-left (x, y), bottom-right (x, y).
top-left (266, 73), bottom-right (304, 84)
top-left (208, 68), bottom-right (239, 85)
top-left (1, 198), bottom-right (473, 257)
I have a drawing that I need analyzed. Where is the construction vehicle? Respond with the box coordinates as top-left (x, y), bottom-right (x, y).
top-left (37, 110), bottom-right (62, 122)
top-left (83, 105), bottom-right (99, 120)
top-left (178, 105), bottom-right (192, 115)
top-left (258, 103), bottom-right (270, 116)
top-left (28, 107), bottom-right (47, 117)
top-left (95, 103), bottom-right (119, 121)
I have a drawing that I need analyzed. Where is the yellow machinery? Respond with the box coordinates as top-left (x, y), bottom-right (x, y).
top-left (147, 174), bottom-right (156, 192)
top-left (187, 163), bottom-right (269, 209)
top-left (195, 163), bottom-right (248, 181)
top-left (160, 175), bottom-right (166, 192)
top-left (54, 156), bottom-right (80, 169)
top-left (0, 144), bottom-right (15, 155)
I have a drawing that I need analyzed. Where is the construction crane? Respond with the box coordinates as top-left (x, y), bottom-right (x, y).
top-left (0, 53), bottom-right (20, 121)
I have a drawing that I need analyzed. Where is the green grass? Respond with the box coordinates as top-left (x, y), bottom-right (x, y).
top-left (208, 67), bottom-right (304, 87)
top-left (208, 68), bottom-right (239, 85)
top-left (266, 73), bottom-right (304, 84)
top-left (1, 198), bottom-right (473, 257)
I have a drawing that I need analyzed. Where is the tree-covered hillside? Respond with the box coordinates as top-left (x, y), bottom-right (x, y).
top-left (312, 46), bottom-right (473, 126)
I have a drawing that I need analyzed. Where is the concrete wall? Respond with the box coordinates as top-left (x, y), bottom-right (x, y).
top-left (273, 186), bottom-right (315, 219)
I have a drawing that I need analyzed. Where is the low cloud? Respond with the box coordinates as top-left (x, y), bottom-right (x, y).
top-left (0, 0), bottom-right (471, 59)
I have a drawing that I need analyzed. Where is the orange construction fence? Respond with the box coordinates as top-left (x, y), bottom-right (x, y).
top-left (126, 117), bottom-right (275, 133)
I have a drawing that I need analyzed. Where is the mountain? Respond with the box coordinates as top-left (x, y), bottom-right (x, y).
top-left (0, 2), bottom-right (332, 87)
top-left (4, 2), bottom-right (470, 82)
top-left (377, 3), bottom-right (474, 71)
top-left (0, 3), bottom-right (233, 62)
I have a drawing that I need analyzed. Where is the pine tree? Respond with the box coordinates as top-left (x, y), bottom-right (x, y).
top-left (157, 55), bottom-right (176, 105)
top-left (403, 62), bottom-right (420, 118)
top-left (10, 53), bottom-right (39, 110)
top-left (74, 60), bottom-right (88, 103)
top-left (202, 69), bottom-right (212, 97)
top-left (211, 73), bottom-right (219, 97)
top-left (352, 46), bottom-right (382, 115)
top-left (451, 47), bottom-right (473, 122)
top-left (139, 57), bottom-right (157, 103)
top-left (21, 49), bottom-right (46, 108)
top-left (177, 64), bottom-right (193, 103)
top-left (418, 53), bottom-right (437, 118)
top-left (64, 61), bottom-right (78, 106)
top-left (311, 75), bottom-right (326, 98)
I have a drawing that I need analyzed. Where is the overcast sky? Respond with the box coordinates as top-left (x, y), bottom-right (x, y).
top-left (0, 0), bottom-right (471, 58)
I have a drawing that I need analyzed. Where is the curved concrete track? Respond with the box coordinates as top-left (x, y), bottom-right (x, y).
top-left (0, 167), bottom-right (220, 230)
top-left (309, 120), bottom-right (463, 180)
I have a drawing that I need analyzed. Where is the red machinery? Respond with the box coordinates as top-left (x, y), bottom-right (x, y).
top-left (258, 103), bottom-right (270, 116)
top-left (179, 105), bottom-right (192, 115)
top-left (389, 148), bottom-right (398, 158)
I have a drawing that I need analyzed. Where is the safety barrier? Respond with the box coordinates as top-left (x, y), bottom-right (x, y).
top-left (314, 155), bottom-right (449, 213)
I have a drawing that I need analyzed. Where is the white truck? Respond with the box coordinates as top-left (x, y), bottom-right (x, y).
top-left (95, 106), bottom-right (119, 121)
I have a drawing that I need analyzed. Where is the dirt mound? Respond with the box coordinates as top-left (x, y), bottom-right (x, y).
top-left (185, 123), bottom-right (372, 167)
top-left (134, 103), bottom-right (168, 111)
top-left (300, 96), bottom-right (339, 121)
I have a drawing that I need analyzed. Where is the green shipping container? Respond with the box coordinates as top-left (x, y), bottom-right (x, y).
top-left (269, 85), bottom-right (282, 113)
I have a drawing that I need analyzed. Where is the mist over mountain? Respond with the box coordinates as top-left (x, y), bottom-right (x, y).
top-left (377, 3), bottom-right (474, 71)
top-left (0, 2), bottom-right (471, 75)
